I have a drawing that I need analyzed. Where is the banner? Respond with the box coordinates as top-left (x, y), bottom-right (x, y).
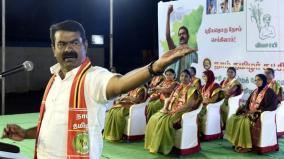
top-left (158, 0), bottom-right (284, 99)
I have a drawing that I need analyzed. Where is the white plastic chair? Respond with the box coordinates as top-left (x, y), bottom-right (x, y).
top-left (254, 110), bottom-right (279, 154)
top-left (276, 101), bottom-right (284, 137)
top-left (174, 105), bottom-right (202, 155)
top-left (203, 99), bottom-right (224, 140)
top-left (227, 92), bottom-right (243, 120)
top-left (123, 98), bottom-right (150, 141)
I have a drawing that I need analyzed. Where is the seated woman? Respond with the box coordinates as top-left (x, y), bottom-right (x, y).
top-left (199, 70), bottom-right (223, 135)
top-left (189, 66), bottom-right (201, 90)
top-left (148, 75), bottom-right (165, 94)
top-left (144, 69), bottom-right (202, 155)
top-left (224, 74), bottom-right (277, 153)
top-left (220, 67), bottom-right (242, 127)
top-left (103, 85), bottom-right (147, 141)
top-left (264, 68), bottom-right (283, 104)
top-left (146, 68), bottom-right (178, 121)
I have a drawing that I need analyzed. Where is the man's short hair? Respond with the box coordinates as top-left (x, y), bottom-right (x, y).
top-left (50, 20), bottom-right (87, 46)
top-left (266, 68), bottom-right (275, 76)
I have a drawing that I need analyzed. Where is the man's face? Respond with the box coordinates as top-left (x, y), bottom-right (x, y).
top-left (203, 60), bottom-right (211, 70)
top-left (264, 69), bottom-right (274, 80)
top-left (234, 0), bottom-right (241, 6)
top-left (220, 0), bottom-right (228, 12)
top-left (178, 29), bottom-right (189, 45)
top-left (52, 30), bottom-right (87, 72)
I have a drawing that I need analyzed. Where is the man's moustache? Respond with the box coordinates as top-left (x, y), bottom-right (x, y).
top-left (62, 51), bottom-right (78, 60)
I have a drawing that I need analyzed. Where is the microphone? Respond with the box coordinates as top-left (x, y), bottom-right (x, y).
top-left (0, 142), bottom-right (20, 153)
top-left (0, 61), bottom-right (34, 78)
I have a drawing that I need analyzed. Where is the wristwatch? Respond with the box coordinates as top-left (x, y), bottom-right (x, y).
top-left (148, 61), bottom-right (164, 77)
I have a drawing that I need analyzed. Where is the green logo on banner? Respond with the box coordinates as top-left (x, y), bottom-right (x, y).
top-left (73, 132), bottom-right (89, 155)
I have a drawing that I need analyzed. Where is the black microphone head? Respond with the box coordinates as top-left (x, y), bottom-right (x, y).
top-left (23, 61), bottom-right (34, 72)
top-left (0, 142), bottom-right (20, 153)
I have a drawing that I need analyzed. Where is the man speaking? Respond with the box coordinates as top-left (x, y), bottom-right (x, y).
top-left (2, 20), bottom-right (196, 159)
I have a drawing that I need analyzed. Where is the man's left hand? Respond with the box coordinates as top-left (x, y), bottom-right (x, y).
top-left (152, 44), bottom-right (197, 73)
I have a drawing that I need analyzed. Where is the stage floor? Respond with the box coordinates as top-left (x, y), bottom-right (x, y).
top-left (0, 113), bottom-right (283, 159)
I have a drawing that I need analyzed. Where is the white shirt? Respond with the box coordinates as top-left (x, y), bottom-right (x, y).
top-left (37, 63), bottom-right (116, 159)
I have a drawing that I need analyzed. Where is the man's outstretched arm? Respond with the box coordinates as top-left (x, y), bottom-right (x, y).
top-left (106, 45), bottom-right (197, 99)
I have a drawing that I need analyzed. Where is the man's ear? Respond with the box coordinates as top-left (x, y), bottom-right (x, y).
top-left (83, 40), bottom-right (88, 53)
top-left (51, 44), bottom-right (56, 56)
top-left (84, 40), bottom-right (88, 51)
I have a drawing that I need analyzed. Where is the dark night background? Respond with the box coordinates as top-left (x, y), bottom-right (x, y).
top-left (3, 0), bottom-right (161, 69)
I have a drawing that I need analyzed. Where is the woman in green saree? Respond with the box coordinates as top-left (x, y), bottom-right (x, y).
top-left (189, 66), bottom-right (201, 90)
top-left (148, 75), bottom-right (165, 93)
top-left (199, 70), bottom-right (223, 135)
top-left (220, 67), bottom-right (242, 127)
top-left (144, 69), bottom-right (202, 155)
top-left (146, 68), bottom-right (178, 121)
top-left (224, 74), bottom-right (277, 153)
top-left (103, 85), bottom-right (147, 142)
